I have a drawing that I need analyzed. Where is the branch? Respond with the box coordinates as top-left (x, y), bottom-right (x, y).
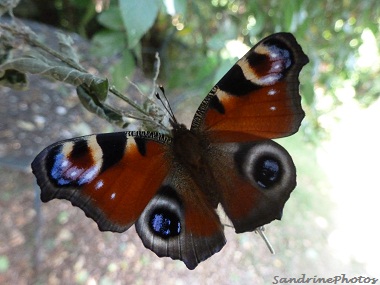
top-left (0, 18), bottom-right (170, 132)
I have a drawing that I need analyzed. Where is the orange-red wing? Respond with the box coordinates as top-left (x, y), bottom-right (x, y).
top-left (190, 33), bottom-right (308, 142)
top-left (31, 131), bottom-right (171, 232)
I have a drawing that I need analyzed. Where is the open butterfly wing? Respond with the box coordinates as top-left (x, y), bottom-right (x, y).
top-left (191, 32), bottom-right (308, 142)
top-left (189, 33), bottom-right (308, 234)
top-left (208, 140), bottom-right (297, 233)
top-left (32, 132), bottom-right (171, 232)
top-left (135, 166), bottom-right (226, 270)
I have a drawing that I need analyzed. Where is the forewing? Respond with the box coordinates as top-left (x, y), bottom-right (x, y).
top-left (191, 32), bottom-right (308, 142)
top-left (31, 131), bottom-right (171, 232)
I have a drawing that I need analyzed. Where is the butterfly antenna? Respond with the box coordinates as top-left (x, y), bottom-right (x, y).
top-left (255, 226), bottom-right (275, 254)
top-left (155, 85), bottom-right (178, 125)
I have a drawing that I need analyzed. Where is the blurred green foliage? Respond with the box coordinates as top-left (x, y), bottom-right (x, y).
top-left (13, 0), bottom-right (380, 135)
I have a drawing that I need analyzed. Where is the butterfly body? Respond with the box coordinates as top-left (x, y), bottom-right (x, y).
top-left (32, 33), bottom-right (308, 269)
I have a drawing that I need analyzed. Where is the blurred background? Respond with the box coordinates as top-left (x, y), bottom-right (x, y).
top-left (1, 0), bottom-right (379, 284)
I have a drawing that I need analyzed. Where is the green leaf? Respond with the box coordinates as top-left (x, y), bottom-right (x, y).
top-left (56, 33), bottom-right (80, 64)
top-left (90, 77), bottom-right (109, 102)
top-left (118, 0), bottom-right (160, 48)
top-left (164, 0), bottom-right (187, 15)
top-left (97, 6), bottom-right (124, 31)
top-left (283, 0), bottom-right (296, 31)
top-left (110, 50), bottom-right (135, 91)
top-left (91, 30), bottom-right (126, 57)
top-left (174, 0), bottom-right (187, 15)
top-left (76, 85), bottom-right (126, 127)
top-left (0, 56), bottom-right (106, 88)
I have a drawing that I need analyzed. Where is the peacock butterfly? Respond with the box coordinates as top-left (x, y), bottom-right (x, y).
top-left (31, 32), bottom-right (308, 270)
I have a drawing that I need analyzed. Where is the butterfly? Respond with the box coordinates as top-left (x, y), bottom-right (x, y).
top-left (31, 32), bottom-right (308, 270)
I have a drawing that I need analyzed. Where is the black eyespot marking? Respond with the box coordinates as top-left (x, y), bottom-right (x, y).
top-left (254, 156), bottom-right (281, 188)
top-left (233, 141), bottom-right (293, 191)
top-left (209, 95), bottom-right (225, 114)
top-left (149, 207), bottom-right (181, 238)
top-left (134, 137), bottom-right (146, 156)
top-left (141, 185), bottom-right (184, 239)
top-left (217, 64), bottom-right (260, 96)
top-left (246, 52), bottom-right (268, 70)
top-left (97, 132), bottom-right (126, 171)
top-left (135, 185), bottom-right (184, 244)
top-left (70, 140), bottom-right (88, 158)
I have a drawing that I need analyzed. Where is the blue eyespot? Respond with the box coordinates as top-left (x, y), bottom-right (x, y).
top-left (254, 157), bottom-right (281, 189)
top-left (150, 209), bottom-right (181, 238)
top-left (50, 153), bottom-right (71, 185)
